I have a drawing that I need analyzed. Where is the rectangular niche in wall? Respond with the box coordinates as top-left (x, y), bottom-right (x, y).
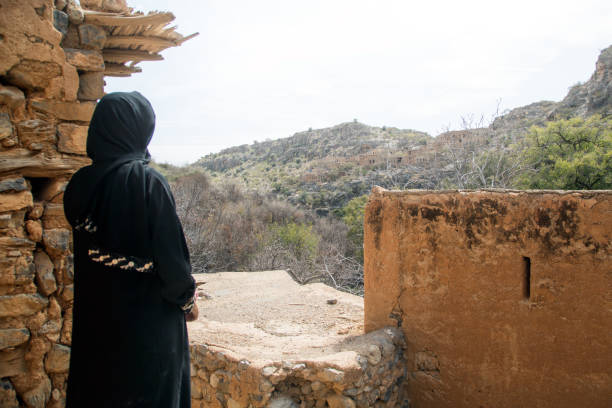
top-left (522, 256), bottom-right (531, 300)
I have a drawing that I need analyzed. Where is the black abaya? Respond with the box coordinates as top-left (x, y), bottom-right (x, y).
top-left (64, 92), bottom-right (195, 408)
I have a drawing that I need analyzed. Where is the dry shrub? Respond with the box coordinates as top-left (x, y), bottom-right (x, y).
top-left (171, 175), bottom-right (363, 294)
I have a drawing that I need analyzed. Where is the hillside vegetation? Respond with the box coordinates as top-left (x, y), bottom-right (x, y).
top-left (161, 45), bottom-right (611, 291)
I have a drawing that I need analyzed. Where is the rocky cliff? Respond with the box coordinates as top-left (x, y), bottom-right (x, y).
top-left (492, 44), bottom-right (612, 133)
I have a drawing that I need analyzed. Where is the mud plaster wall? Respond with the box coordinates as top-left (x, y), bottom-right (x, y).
top-left (363, 187), bottom-right (611, 408)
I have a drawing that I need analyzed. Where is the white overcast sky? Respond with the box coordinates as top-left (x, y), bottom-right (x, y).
top-left (105, 0), bottom-right (612, 165)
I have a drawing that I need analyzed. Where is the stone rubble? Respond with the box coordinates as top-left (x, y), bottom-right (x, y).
top-left (190, 327), bottom-right (409, 408)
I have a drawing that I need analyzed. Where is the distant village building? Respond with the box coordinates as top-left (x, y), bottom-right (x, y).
top-left (432, 128), bottom-right (490, 150)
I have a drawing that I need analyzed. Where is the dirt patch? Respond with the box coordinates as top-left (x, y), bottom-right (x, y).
top-left (188, 270), bottom-right (366, 364)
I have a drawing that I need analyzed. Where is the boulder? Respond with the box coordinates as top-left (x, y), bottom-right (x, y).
top-left (62, 62), bottom-right (80, 101)
top-left (0, 85), bottom-right (25, 109)
top-left (326, 395), bottom-right (356, 408)
top-left (0, 191), bottom-right (33, 213)
top-left (60, 284), bottom-right (74, 303)
top-left (40, 320), bottom-right (61, 343)
top-left (0, 328), bottom-right (31, 350)
top-left (0, 347), bottom-right (27, 378)
top-left (78, 24), bottom-right (107, 49)
top-left (0, 379), bottom-right (19, 408)
top-left (26, 220), bottom-right (43, 242)
top-left (34, 251), bottom-right (57, 296)
top-left (59, 307), bottom-right (72, 345)
top-left (42, 204), bottom-right (70, 229)
top-left (0, 177), bottom-right (28, 193)
top-left (57, 123), bottom-right (88, 154)
top-left (0, 113), bottom-right (13, 141)
top-left (6, 60), bottom-right (62, 90)
top-left (0, 0), bottom-right (65, 77)
top-left (0, 214), bottom-right (11, 229)
top-left (52, 9), bottom-right (69, 36)
top-left (21, 376), bottom-right (52, 408)
top-left (268, 396), bottom-right (298, 408)
top-left (0, 347), bottom-right (28, 378)
top-left (0, 294), bottom-right (49, 318)
top-left (43, 229), bottom-right (72, 258)
top-left (31, 99), bottom-right (96, 122)
top-left (45, 344), bottom-right (71, 373)
top-left (28, 203), bottom-right (45, 220)
top-left (78, 71), bottom-right (105, 101)
top-left (61, 24), bottom-right (81, 49)
top-left (66, 0), bottom-right (85, 24)
top-left (64, 254), bottom-right (74, 281)
top-left (16, 119), bottom-right (56, 151)
top-left (64, 48), bottom-right (105, 72)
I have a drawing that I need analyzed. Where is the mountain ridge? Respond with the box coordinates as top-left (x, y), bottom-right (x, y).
top-left (181, 45), bottom-right (611, 211)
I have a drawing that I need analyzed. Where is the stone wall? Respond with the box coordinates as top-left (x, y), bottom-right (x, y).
top-left (0, 1), bottom-right (103, 406)
top-left (186, 270), bottom-right (412, 408)
top-left (190, 327), bottom-right (407, 408)
top-left (0, 1), bottom-right (164, 406)
top-left (364, 187), bottom-right (612, 408)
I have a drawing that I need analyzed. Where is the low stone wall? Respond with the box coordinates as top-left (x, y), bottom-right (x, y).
top-left (186, 271), bottom-right (411, 408)
top-left (190, 327), bottom-right (407, 408)
top-left (364, 187), bottom-right (612, 408)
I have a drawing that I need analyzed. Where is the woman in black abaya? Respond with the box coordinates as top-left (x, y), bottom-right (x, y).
top-left (64, 92), bottom-right (197, 408)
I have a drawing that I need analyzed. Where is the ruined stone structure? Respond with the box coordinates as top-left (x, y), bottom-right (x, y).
top-left (430, 129), bottom-right (489, 150)
top-left (364, 187), bottom-right (612, 408)
top-left (0, 1), bottom-right (195, 406)
top-left (188, 271), bottom-right (409, 408)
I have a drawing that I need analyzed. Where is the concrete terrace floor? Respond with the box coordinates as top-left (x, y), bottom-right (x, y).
top-left (187, 270), bottom-right (367, 365)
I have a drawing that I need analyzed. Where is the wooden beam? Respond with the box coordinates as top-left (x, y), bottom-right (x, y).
top-left (104, 63), bottom-right (142, 77)
top-left (103, 49), bottom-right (163, 63)
top-left (176, 32), bottom-right (200, 46)
top-left (104, 35), bottom-right (177, 49)
top-left (84, 11), bottom-right (175, 27)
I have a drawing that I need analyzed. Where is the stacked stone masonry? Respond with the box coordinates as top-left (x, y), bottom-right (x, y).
top-left (0, 1), bottom-right (194, 406)
top-left (190, 327), bottom-right (408, 408)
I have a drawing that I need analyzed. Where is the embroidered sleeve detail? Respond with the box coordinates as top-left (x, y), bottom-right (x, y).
top-left (76, 215), bottom-right (155, 274)
top-left (181, 294), bottom-right (196, 313)
top-left (75, 216), bottom-right (98, 233)
top-left (87, 247), bottom-right (155, 274)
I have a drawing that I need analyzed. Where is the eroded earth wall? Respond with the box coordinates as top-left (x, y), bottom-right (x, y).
top-left (364, 187), bottom-right (611, 408)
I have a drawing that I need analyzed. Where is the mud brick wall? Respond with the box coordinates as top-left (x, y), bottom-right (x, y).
top-left (0, 1), bottom-right (119, 406)
top-left (364, 187), bottom-right (611, 408)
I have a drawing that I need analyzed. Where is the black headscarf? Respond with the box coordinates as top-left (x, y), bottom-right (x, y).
top-left (64, 91), bottom-right (154, 231)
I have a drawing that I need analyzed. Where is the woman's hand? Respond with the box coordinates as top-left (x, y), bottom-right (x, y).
top-left (185, 303), bottom-right (199, 322)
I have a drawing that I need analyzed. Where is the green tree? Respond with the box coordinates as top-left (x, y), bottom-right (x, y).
top-left (341, 195), bottom-right (369, 262)
top-left (519, 115), bottom-right (612, 189)
top-left (271, 222), bottom-right (319, 261)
